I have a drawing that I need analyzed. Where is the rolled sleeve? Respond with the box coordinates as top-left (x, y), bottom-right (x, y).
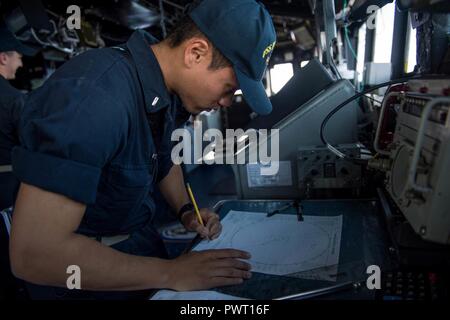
top-left (14, 79), bottom-right (128, 204)
top-left (156, 104), bottom-right (189, 182)
top-left (156, 149), bottom-right (174, 183)
top-left (12, 147), bottom-right (101, 204)
top-left (156, 107), bottom-right (180, 183)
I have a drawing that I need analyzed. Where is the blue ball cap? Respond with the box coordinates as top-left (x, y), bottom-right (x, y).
top-left (189, 0), bottom-right (276, 115)
top-left (0, 23), bottom-right (38, 56)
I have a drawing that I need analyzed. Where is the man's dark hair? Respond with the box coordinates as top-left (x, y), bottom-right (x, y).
top-left (165, 16), bottom-right (232, 70)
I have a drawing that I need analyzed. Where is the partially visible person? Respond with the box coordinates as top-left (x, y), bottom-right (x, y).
top-left (9, 0), bottom-right (276, 299)
top-left (0, 23), bottom-right (37, 209)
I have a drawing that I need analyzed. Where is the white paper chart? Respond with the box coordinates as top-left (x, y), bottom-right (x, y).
top-left (193, 210), bottom-right (343, 276)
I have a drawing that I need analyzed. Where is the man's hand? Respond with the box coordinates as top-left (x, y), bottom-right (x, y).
top-left (181, 208), bottom-right (222, 240)
top-left (158, 166), bottom-right (221, 240)
top-left (167, 249), bottom-right (252, 291)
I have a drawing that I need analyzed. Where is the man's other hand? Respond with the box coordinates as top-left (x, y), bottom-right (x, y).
top-left (168, 249), bottom-right (252, 291)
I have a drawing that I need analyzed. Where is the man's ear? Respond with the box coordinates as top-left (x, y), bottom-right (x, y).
top-left (183, 38), bottom-right (211, 68)
top-left (0, 52), bottom-right (8, 66)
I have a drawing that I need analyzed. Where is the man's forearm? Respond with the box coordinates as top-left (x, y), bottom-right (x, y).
top-left (158, 164), bottom-right (190, 214)
top-left (10, 183), bottom-right (173, 292)
top-left (13, 232), bottom-right (171, 291)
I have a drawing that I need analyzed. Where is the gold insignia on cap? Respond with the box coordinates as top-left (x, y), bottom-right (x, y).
top-left (262, 41), bottom-right (276, 59)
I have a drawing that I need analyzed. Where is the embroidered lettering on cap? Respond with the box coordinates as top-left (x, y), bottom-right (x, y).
top-left (262, 41), bottom-right (276, 59)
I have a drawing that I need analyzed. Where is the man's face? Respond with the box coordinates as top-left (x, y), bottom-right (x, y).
top-left (177, 45), bottom-right (239, 115)
top-left (0, 51), bottom-right (23, 80)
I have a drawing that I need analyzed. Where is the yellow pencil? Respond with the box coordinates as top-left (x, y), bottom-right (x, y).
top-left (186, 183), bottom-right (204, 226)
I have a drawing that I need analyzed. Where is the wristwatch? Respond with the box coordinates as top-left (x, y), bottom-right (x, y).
top-left (177, 203), bottom-right (194, 220)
